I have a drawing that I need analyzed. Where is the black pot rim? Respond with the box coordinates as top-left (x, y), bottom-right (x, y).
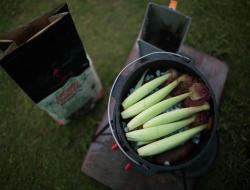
top-left (108, 52), bottom-right (218, 174)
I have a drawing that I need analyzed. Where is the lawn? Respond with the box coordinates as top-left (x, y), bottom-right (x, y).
top-left (0, 0), bottom-right (250, 189)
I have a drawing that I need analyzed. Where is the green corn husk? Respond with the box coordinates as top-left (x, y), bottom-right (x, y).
top-left (137, 123), bottom-right (208, 157)
top-left (122, 74), bottom-right (170, 109)
top-left (143, 103), bottom-right (210, 128)
top-left (136, 140), bottom-right (154, 147)
top-left (127, 92), bottom-right (191, 131)
top-left (121, 80), bottom-right (179, 119)
top-left (134, 69), bottom-right (149, 90)
top-left (126, 116), bottom-right (195, 142)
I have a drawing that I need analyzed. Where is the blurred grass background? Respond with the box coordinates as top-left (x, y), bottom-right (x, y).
top-left (0, 0), bottom-right (250, 189)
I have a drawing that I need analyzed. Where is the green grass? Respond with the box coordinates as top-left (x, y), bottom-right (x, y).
top-left (0, 0), bottom-right (250, 189)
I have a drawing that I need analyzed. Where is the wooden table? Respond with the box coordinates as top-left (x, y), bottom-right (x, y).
top-left (81, 43), bottom-right (228, 190)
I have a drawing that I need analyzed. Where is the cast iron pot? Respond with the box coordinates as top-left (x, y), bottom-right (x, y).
top-left (108, 52), bottom-right (218, 175)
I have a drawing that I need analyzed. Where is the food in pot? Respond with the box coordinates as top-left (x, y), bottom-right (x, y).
top-left (127, 92), bottom-right (191, 131)
top-left (137, 123), bottom-right (210, 157)
top-left (153, 140), bottom-right (195, 165)
top-left (121, 79), bottom-right (179, 119)
top-left (143, 102), bottom-right (209, 128)
top-left (126, 116), bottom-right (195, 142)
top-left (122, 70), bottom-right (177, 109)
top-left (120, 68), bottom-right (212, 164)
